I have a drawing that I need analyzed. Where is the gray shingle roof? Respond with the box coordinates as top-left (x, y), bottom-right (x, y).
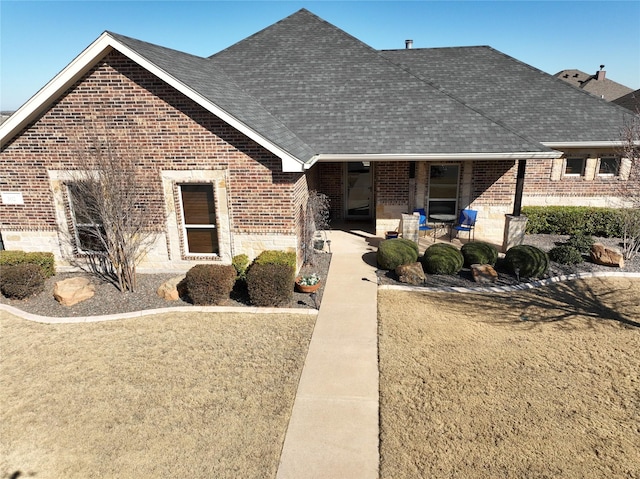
top-left (380, 47), bottom-right (634, 143)
top-left (208, 9), bottom-right (550, 156)
top-left (555, 69), bottom-right (633, 102)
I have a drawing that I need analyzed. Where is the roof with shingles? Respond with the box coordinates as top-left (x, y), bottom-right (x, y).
top-left (380, 46), bottom-right (634, 144)
top-left (208, 9), bottom-right (549, 157)
top-left (555, 69), bottom-right (633, 101)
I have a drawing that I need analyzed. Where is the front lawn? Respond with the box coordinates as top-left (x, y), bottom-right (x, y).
top-left (0, 311), bottom-right (315, 479)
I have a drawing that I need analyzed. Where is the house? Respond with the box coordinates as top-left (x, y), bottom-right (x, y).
top-left (1, 9), bottom-right (637, 271)
top-left (555, 67), bottom-right (633, 101)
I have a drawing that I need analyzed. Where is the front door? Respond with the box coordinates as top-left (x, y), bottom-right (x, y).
top-left (345, 162), bottom-right (373, 219)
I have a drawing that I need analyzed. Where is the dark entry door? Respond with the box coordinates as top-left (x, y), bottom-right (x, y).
top-left (345, 162), bottom-right (372, 219)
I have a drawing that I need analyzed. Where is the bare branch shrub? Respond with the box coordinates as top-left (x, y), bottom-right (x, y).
top-left (63, 124), bottom-right (158, 292)
top-left (616, 111), bottom-right (640, 259)
top-left (302, 190), bottom-right (330, 266)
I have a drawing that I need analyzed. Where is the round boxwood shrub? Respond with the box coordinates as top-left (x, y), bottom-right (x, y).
top-left (460, 241), bottom-right (499, 267)
top-left (377, 238), bottom-right (419, 270)
top-left (504, 245), bottom-right (549, 278)
top-left (420, 243), bottom-right (464, 275)
top-left (565, 233), bottom-right (595, 254)
top-left (0, 263), bottom-right (45, 299)
top-left (548, 245), bottom-right (584, 265)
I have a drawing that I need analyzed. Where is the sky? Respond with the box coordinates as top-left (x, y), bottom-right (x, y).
top-left (1, 0), bottom-right (639, 112)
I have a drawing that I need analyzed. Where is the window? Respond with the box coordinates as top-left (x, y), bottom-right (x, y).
top-left (427, 164), bottom-right (459, 219)
top-left (179, 184), bottom-right (218, 255)
top-left (598, 157), bottom-right (619, 176)
top-left (67, 182), bottom-right (106, 252)
top-left (564, 157), bottom-right (585, 176)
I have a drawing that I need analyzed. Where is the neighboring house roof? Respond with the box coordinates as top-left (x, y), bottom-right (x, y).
top-left (613, 89), bottom-right (640, 112)
top-left (3, 9), bottom-right (635, 171)
top-left (380, 48), bottom-right (634, 146)
top-left (555, 68), bottom-right (633, 101)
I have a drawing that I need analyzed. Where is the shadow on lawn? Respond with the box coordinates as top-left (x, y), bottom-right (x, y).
top-left (457, 277), bottom-right (640, 329)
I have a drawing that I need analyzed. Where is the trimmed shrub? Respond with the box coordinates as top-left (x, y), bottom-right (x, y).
top-left (521, 206), bottom-right (624, 237)
top-left (548, 245), bottom-right (584, 265)
top-left (504, 245), bottom-right (549, 278)
top-left (246, 263), bottom-right (295, 307)
top-left (185, 264), bottom-right (237, 306)
top-left (0, 250), bottom-right (56, 278)
top-left (0, 263), bottom-right (46, 299)
top-left (377, 238), bottom-right (419, 270)
top-left (460, 241), bottom-right (499, 267)
top-left (420, 243), bottom-right (464, 275)
top-left (253, 250), bottom-right (297, 270)
top-left (565, 233), bottom-right (595, 254)
top-left (232, 254), bottom-right (250, 280)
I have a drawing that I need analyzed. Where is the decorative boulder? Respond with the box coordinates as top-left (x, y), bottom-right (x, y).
top-left (590, 243), bottom-right (624, 268)
top-left (395, 262), bottom-right (427, 285)
top-left (470, 264), bottom-right (498, 283)
top-left (54, 277), bottom-right (95, 306)
top-left (157, 275), bottom-right (187, 301)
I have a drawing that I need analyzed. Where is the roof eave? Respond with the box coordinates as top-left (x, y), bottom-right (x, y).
top-left (542, 141), bottom-right (630, 149)
top-left (0, 33), bottom-right (307, 173)
top-left (312, 151), bottom-right (563, 163)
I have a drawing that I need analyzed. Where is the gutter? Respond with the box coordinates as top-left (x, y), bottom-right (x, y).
top-left (311, 151), bottom-right (563, 163)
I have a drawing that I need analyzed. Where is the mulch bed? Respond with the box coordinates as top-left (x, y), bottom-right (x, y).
top-left (377, 234), bottom-right (640, 289)
top-left (0, 252), bottom-right (332, 318)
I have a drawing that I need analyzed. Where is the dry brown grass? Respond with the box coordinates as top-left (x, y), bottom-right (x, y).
top-left (0, 311), bottom-right (315, 479)
top-left (379, 277), bottom-right (640, 479)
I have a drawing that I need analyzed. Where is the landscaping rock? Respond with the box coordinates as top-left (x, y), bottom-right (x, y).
top-left (395, 262), bottom-right (426, 285)
top-left (53, 277), bottom-right (96, 306)
top-left (590, 243), bottom-right (624, 268)
top-left (471, 264), bottom-right (498, 283)
top-left (157, 275), bottom-right (186, 301)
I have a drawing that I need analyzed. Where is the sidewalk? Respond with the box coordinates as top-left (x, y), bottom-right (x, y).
top-left (276, 229), bottom-right (380, 479)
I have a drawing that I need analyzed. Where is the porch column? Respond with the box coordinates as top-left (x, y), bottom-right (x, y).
top-left (502, 159), bottom-right (528, 252)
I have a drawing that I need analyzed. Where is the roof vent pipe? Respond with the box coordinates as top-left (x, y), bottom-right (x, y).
top-left (405, 39), bottom-right (413, 49)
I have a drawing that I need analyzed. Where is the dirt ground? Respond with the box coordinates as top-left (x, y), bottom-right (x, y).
top-left (0, 311), bottom-right (315, 479)
top-left (379, 277), bottom-right (640, 479)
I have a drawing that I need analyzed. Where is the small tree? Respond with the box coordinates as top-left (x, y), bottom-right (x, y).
top-left (302, 190), bottom-right (330, 265)
top-left (64, 125), bottom-right (158, 292)
top-left (616, 110), bottom-right (640, 259)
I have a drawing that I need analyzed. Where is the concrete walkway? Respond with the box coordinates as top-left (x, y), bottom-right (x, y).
top-left (276, 229), bottom-right (380, 479)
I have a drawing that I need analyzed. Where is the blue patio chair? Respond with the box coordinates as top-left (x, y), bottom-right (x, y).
top-left (451, 209), bottom-right (477, 241)
top-left (413, 208), bottom-right (434, 241)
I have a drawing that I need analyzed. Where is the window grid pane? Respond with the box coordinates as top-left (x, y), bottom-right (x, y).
top-left (565, 158), bottom-right (585, 175)
top-left (598, 157), bottom-right (619, 175)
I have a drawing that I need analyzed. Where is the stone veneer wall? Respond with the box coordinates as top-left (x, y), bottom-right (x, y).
top-left (0, 51), bottom-right (307, 271)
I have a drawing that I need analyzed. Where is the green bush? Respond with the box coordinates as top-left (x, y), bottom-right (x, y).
top-left (460, 241), bottom-right (499, 267)
top-left (420, 243), bottom-right (464, 275)
top-left (232, 254), bottom-right (250, 280)
top-left (376, 238), bottom-right (419, 270)
top-left (565, 233), bottom-right (595, 254)
top-left (246, 263), bottom-right (295, 307)
top-left (185, 264), bottom-right (237, 306)
top-left (0, 250), bottom-right (55, 278)
top-left (548, 245), bottom-right (584, 265)
top-left (504, 245), bottom-right (549, 278)
top-left (521, 206), bottom-right (624, 237)
top-left (0, 263), bottom-right (46, 299)
top-left (253, 250), bottom-right (297, 270)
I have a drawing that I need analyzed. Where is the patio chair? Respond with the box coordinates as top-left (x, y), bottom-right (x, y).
top-left (451, 209), bottom-right (477, 241)
top-left (413, 208), bottom-right (434, 241)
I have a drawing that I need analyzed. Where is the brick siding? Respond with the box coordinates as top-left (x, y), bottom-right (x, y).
top-left (0, 52), bottom-right (305, 254)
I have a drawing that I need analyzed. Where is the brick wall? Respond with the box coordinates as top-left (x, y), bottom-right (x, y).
top-left (0, 51), bottom-right (305, 262)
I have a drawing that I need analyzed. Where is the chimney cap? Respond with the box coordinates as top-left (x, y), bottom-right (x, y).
top-left (405, 39), bottom-right (413, 49)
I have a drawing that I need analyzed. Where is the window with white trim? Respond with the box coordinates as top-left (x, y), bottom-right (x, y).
top-left (67, 182), bottom-right (106, 252)
top-left (564, 157), bottom-right (585, 176)
top-left (179, 184), bottom-right (219, 255)
top-left (598, 156), bottom-right (620, 176)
